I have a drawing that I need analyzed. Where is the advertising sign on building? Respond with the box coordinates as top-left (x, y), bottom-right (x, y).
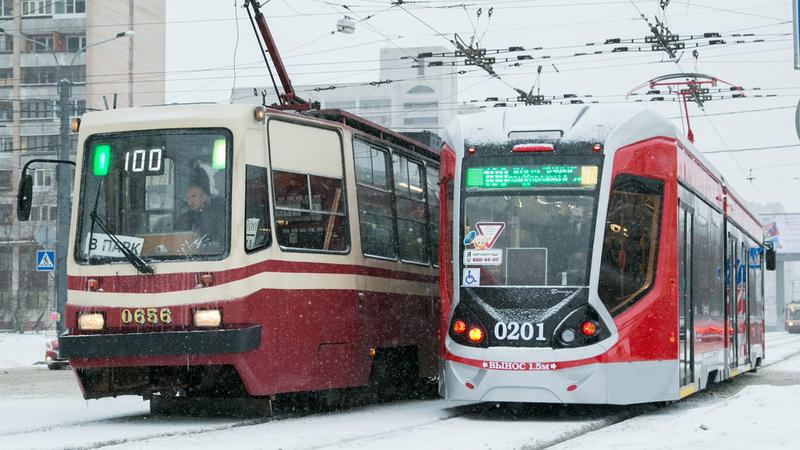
top-left (761, 214), bottom-right (800, 254)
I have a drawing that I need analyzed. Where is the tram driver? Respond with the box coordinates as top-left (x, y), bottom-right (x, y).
top-left (177, 169), bottom-right (225, 252)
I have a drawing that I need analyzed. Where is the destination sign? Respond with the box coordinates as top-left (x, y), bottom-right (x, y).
top-left (465, 165), bottom-right (598, 189)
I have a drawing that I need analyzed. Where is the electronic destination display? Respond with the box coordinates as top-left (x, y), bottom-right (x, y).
top-left (465, 165), bottom-right (598, 189)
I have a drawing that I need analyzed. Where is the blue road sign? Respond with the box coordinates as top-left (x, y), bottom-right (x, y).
top-left (36, 250), bottom-right (55, 272)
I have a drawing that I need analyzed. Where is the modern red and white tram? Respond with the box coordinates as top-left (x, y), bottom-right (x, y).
top-left (42, 104), bottom-right (440, 406)
top-left (438, 106), bottom-right (774, 404)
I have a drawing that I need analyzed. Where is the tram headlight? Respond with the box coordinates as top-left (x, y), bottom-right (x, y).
top-left (580, 321), bottom-right (598, 337)
top-left (560, 328), bottom-right (577, 344)
top-left (78, 313), bottom-right (105, 331)
top-left (449, 303), bottom-right (489, 348)
top-left (467, 326), bottom-right (485, 343)
top-left (194, 309), bottom-right (222, 328)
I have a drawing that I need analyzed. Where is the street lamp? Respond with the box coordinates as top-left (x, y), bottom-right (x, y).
top-left (1, 27), bottom-right (133, 334)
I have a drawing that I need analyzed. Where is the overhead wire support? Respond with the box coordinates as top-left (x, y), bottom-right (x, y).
top-left (454, 33), bottom-right (498, 78)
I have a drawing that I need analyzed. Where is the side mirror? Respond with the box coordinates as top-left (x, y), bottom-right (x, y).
top-left (766, 247), bottom-right (776, 271)
top-left (16, 173), bottom-right (33, 222)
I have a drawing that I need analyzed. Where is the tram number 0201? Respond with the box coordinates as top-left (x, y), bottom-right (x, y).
top-left (121, 308), bottom-right (172, 325)
top-left (493, 321), bottom-right (547, 341)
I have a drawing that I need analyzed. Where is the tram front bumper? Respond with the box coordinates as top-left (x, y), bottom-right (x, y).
top-left (59, 325), bottom-right (261, 359)
top-left (444, 357), bottom-right (678, 404)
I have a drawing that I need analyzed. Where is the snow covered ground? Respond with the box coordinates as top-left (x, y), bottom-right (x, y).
top-left (551, 346), bottom-right (800, 449)
top-left (0, 331), bottom-right (53, 369)
top-left (0, 331), bottom-right (798, 449)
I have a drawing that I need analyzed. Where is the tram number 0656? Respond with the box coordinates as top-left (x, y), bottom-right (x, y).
top-left (494, 321), bottom-right (547, 341)
top-left (121, 308), bottom-right (172, 325)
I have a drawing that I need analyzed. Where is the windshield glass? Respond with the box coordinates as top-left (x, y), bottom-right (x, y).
top-left (75, 129), bottom-right (231, 263)
top-left (790, 308), bottom-right (800, 320)
top-left (462, 193), bottom-right (596, 287)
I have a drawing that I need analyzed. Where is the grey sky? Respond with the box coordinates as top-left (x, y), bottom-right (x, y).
top-left (166, 0), bottom-right (797, 212)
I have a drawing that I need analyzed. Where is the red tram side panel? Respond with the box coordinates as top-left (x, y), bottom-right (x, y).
top-left (440, 106), bottom-right (771, 405)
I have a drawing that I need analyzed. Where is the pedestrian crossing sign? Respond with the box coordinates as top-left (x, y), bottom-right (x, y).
top-left (36, 250), bottom-right (55, 272)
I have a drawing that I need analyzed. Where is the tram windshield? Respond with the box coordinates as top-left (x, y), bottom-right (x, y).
top-left (789, 308), bottom-right (800, 320)
top-left (75, 129), bottom-right (231, 264)
top-left (462, 193), bottom-right (597, 287)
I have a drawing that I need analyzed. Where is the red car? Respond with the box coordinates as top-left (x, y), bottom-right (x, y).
top-left (45, 339), bottom-right (68, 370)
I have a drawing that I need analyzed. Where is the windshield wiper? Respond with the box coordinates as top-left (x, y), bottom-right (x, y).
top-left (89, 211), bottom-right (154, 274)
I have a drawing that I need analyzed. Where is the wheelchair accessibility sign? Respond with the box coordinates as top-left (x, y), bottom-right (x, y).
top-left (36, 250), bottom-right (55, 272)
top-left (462, 268), bottom-right (481, 287)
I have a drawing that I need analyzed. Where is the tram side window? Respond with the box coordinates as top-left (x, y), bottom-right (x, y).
top-left (394, 154), bottom-right (428, 264)
top-left (427, 166), bottom-right (440, 266)
top-left (269, 119), bottom-right (348, 252)
top-left (354, 139), bottom-right (397, 258)
top-left (598, 174), bottom-right (663, 316)
top-left (273, 171), bottom-right (347, 251)
top-left (244, 165), bottom-right (271, 252)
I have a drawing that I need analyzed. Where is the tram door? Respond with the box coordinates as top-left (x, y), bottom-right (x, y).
top-left (678, 205), bottom-right (694, 386)
top-left (739, 243), bottom-right (750, 365)
top-left (727, 235), bottom-right (738, 369)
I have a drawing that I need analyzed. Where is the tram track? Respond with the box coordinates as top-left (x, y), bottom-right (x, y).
top-left (2, 333), bottom-right (798, 450)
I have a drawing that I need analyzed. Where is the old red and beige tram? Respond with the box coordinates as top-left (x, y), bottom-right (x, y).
top-left (54, 104), bottom-right (440, 407)
top-left (438, 106), bottom-right (773, 404)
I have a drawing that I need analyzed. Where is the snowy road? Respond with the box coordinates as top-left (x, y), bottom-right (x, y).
top-left (1, 332), bottom-right (798, 450)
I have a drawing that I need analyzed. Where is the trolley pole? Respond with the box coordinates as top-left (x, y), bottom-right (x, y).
top-left (56, 79), bottom-right (72, 334)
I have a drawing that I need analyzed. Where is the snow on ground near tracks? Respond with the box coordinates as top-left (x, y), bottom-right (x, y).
top-left (550, 333), bottom-right (800, 450)
top-left (0, 332), bottom-right (52, 369)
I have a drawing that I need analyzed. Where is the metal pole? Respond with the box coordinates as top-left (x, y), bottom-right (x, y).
top-left (56, 79), bottom-right (71, 334)
top-left (776, 260), bottom-right (786, 331)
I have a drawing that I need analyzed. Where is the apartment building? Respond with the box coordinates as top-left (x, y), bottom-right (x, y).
top-left (0, 0), bottom-right (165, 330)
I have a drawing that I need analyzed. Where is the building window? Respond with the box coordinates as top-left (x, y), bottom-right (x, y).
top-left (21, 66), bottom-right (84, 85)
top-left (54, 0), bottom-right (84, 14)
top-left (23, 135), bottom-right (58, 152)
top-left (0, 170), bottom-right (12, 190)
top-left (29, 205), bottom-right (56, 222)
top-left (0, 137), bottom-right (12, 153)
top-left (0, 248), bottom-right (11, 292)
top-left (403, 117), bottom-right (438, 126)
top-left (22, 66), bottom-right (57, 85)
top-left (0, 34), bottom-right (12, 53)
top-left (20, 100), bottom-right (55, 120)
top-left (69, 99), bottom-right (85, 117)
top-left (0, 101), bottom-right (12, 122)
top-left (0, 0), bottom-right (13, 17)
top-left (0, 204), bottom-right (12, 223)
top-left (66, 35), bottom-right (86, 52)
top-left (360, 98), bottom-right (391, 110)
top-left (34, 169), bottom-right (54, 187)
top-left (406, 85), bottom-right (435, 95)
top-left (403, 101), bottom-right (438, 110)
top-left (325, 101), bottom-right (356, 110)
top-left (26, 35), bottom-right (54, 53)
top-left (22, 0), bottom-right (52, 16)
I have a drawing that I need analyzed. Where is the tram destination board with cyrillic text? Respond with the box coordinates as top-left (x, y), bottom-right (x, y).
top-left (465, 166), bottom-right (598, 189)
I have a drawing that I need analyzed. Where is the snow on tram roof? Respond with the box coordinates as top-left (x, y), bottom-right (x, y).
top-left (449, 104), bottom-right (682, 147)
